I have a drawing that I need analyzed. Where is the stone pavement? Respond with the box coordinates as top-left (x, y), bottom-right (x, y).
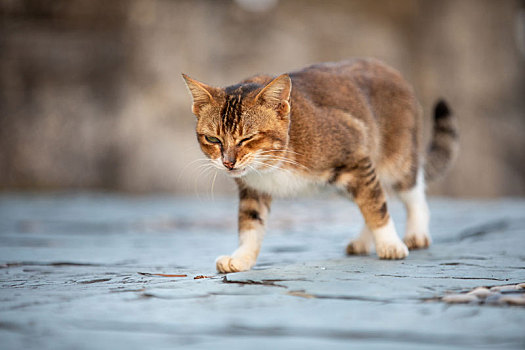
top-left (0, 193), bottom-right (524, 349)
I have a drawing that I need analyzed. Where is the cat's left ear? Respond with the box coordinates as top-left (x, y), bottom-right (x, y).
top-left (255, 74), bottom-right (292, 118)
top-left (182, 74), bottom-right (218, 116)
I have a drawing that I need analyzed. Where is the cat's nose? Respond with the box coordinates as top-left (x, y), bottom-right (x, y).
top-left (223, 160), bottom-right (236, 170)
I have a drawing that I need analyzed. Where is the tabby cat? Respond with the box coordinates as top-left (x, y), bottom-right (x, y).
top-left (182, 59), bottom-right (458, 273)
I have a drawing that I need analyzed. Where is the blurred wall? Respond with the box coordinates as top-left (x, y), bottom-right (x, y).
top-left (0, 0), bottom-right (524, 196)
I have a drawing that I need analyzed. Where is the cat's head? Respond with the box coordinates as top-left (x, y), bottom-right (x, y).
top-left (182, 74), bottom-right (292, 177)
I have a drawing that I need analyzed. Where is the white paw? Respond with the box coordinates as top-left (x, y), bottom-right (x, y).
top-left (404, 232), bottom-right (432, 250)
top-left (216, 255), bottom-right (255, 273)
top-left (346, 239), bottom-right (371, 255)
top-left (376, 240), bottom-right (409, 259)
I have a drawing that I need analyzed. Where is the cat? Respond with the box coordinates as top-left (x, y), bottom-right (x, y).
top-left (182, 58), bottom-right (458, 273)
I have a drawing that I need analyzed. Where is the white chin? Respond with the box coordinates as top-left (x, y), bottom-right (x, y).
top-left (228, 168), bottom-right (248, 178)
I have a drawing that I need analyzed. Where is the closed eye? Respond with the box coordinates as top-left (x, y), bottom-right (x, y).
top-left (237, 136), bottom-right (254, 146)
top-left (205, 135), bottom-right (221, 144)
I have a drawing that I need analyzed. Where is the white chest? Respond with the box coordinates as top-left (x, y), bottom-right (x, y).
top-left (242, 169), bottom-right (318, 198)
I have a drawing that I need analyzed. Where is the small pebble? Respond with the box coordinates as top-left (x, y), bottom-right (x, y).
top-left (467, 287), bottom-right (491, 299)
top-left (194, 275), bottom-right (212, 279)
top-left (490, 284), bottom-right (519, 292)
top-left (499, 295), bottom-right (525, 306)
top-left (287, 291), bottom-right (316, 299)
top-left (442, 294), bottom-right (478, 304)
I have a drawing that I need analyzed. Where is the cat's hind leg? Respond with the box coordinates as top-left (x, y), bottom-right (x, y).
top-left (397, 169), bottom-right (431, 249)
top-left (338, 156), bottom-right (408, 259)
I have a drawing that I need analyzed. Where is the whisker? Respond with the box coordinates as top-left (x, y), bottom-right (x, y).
top-left (194, 164), bottom-right (215, 201)
top-left (197, 160), bottom-right (223, 171)
top-left (250, 160), bottom-right (294, 174)
top-left (177, 158), bottom-right (213, 182)
top-left (266, 156), bottom-right (307, 167)
top-left (247, 164), bottom-right (263, 177)
top-left (258, 155), bottom-right (309, 170)
top-left (210, 170), bottom-right (218, 201)
top-left (259, 149), bottom-right (304, 156)
top-left (257, 150), bottom-right (308, 167)
top-left (260, 155), bottom-right (302, 164)
top-left (193, 163), bottom-right (219, 174)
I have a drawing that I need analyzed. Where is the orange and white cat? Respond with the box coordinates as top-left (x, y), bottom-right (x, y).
top-left (183, 59), bottom-right (458, 273)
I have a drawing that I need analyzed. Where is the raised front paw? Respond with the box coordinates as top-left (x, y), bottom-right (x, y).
top-left (216, 255), bottom-right (255, 273)
top-left (376, 240), bottom-right (409, 259)
top-left (404, 233), bottom-right (431, 250)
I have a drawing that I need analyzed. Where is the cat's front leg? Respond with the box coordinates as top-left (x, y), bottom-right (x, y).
top-left (216, 186), bottom-right (271, 273)
top-left (345, 157), bottom-right (409, 259)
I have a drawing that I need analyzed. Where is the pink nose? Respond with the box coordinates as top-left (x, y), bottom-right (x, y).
top-left (223, 160), bottom-right (235, 170)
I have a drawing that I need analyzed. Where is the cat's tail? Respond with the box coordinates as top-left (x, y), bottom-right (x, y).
top-left (424, 99), bottom-right (459, 182)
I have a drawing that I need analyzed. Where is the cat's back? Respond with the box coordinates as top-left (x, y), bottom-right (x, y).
top-left (291, 58), bottom-right (370, 77)
top-left (291, 58), bottom-right (404, 83)
top-left (283, 59), bottom-right (420, 176)
top-left (289, 58), bottom-right (410, 103)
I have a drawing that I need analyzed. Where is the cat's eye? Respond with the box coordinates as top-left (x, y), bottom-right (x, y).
top-left (205, 136), bottom-right (221, 144)
top-left (237, 136), bottom-right (254, 146)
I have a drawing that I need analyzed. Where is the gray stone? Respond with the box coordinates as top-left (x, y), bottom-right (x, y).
top-left (467, 287), bottom-right (492, 299)
top-left (490, 285), bottom-right (521, 292)
top-left (485, 293), bottom-right (505, 305)
top-left (1, 194), bottom-right (525, 350)
top-left (500, 295), bottom-right (525, 306)
top-left (442, 294), bottom-right (479, 304)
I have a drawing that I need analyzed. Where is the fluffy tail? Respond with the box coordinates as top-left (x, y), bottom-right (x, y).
top-left (424, 100), bottom-right (459, 182)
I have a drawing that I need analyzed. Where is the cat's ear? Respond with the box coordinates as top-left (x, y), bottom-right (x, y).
top-left (255, 74), bottom-right (292, 117)
top-left (182, 74), bottom-right (218, 115)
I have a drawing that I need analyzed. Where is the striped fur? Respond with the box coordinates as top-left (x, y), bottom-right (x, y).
top-left (183, 59), bottom-right (459, 272)
top-left (425, 100), bottom-right (459, 181)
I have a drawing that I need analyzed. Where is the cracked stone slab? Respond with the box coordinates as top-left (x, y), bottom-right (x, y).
top-left (1, 194), bottom-right (525, 349)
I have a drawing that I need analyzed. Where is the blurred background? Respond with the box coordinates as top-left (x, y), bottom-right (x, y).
top-left (0, 0), bottom-right (524, 197)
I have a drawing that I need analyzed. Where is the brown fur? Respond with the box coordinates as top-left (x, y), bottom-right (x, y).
top-left (183, 58), bottom-right (458, 271)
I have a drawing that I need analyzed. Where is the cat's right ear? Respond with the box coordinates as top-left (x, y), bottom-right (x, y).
top-left (182, 74), bottom-right (217, 116)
